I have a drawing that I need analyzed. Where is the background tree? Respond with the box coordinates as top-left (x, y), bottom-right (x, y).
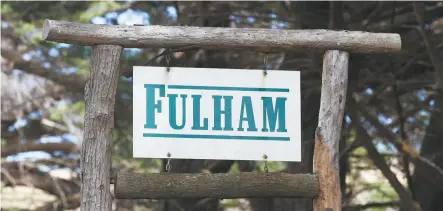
top-left (1, 1), bottom-right (442, 211)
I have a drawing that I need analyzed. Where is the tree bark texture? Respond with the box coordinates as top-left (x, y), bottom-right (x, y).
top-left (42, 19), bottom-right (401, 53)
top-left (114, 172), bottom-right (319, 199)
top-left (313, 50), bottom-right (349, 211)
top-left (81, 45), bottom-right (122, 211)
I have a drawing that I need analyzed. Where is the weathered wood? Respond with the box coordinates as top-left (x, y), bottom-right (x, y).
top-left (42, 19), bottom-right (401, 53)
top-left (114, 172), bottom-right (319, 199)
top-left (313, 50), bottom-right (349, 211)
top-left (81, 45), bottom-right (122, 211)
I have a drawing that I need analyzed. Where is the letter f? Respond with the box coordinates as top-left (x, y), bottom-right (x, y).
top-left (144, 84), bottom-right (165, 129)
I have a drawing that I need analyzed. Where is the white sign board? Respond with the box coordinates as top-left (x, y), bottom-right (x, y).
top-left (133, 66), bottom-right (301, 162)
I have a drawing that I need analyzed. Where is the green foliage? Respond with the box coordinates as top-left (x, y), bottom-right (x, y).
top-left (1, 139), bottom-right (7, 147)
top-left (48, 101), bottom-right (84, 126)
top-left (229, 160), bottom-right (286, 173)
top-left (373, 181), bottom-right (399, 202)
top-left (353, 147), bottom-right (368, 157)
top-left (229, 162), bottom-right (241, 173)
top-left (257, 161), bottom-right (286, 172)
top-left (112, 156), bottom-right (162, 173)
top-left (76, 1), bottom-right (122, 22)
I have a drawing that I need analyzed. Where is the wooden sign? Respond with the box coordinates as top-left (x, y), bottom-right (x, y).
top-left (132, 66), bottom-right (301, 161)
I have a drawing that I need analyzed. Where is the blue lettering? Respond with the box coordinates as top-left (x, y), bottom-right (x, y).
top-left (238, 96), bottom-right (258, 132)
top-left (212, 95), bottom-right (234, 131)
top-left (262, 97), bottom-right (287, 132)
top-left (168, 94), bottom-right (187, 130)
top-left (191, 95), bottom-right (209, 130)
top-left (144, 84), bottom-right (165, 129)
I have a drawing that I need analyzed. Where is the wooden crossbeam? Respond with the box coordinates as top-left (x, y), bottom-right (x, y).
top-left (114, 172), bottom-right (319, 199)
top-left (42, 19), bottom-right (401, 53)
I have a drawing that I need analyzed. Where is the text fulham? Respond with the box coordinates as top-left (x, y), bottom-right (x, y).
top-left (144, 84), bottom-right (288, 134)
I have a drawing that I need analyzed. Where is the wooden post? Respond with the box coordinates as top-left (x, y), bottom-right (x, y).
top-left (114, 172), bottom-right (319, 199)
top-left (81, 45), bottom-right (122, 211)
top-left (314, 50), bottom-right (349, 211)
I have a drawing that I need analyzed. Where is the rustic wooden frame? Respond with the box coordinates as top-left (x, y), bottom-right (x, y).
top-left (42, 19), bottom-right (401, 211)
